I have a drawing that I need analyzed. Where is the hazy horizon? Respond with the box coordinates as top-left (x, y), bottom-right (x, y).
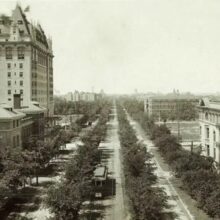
top-left (2, 0), bottom-right (220, 95)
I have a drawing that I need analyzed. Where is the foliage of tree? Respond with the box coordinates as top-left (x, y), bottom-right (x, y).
top-left (123, 98), bottom-right (220, 218)
top-left (117, 104), bottom-right (169, 220)
top-left (126, 106), bottom-right (220, 218)
top-left (46, 101), bottom-right (111, 219)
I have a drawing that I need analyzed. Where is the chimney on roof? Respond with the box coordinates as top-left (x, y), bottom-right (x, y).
top-left (13, 94), bottom-right (21, 109)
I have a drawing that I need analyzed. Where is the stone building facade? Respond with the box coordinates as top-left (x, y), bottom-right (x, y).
top-left (198, 98), bottom-right (220, 163)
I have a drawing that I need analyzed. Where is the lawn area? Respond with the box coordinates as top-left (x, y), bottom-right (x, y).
top-left (165, 121), bottom-right (200, 142)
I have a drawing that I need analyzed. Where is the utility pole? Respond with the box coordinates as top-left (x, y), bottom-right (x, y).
top-left (177, 93), bottom-right (180, 143)
top-left (190, 141), bottom-right (193, 153)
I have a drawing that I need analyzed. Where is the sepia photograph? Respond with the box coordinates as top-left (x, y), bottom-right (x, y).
top-left (0, 0), bottom-right (220, 219)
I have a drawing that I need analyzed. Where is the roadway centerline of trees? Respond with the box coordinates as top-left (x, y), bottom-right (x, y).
top-left (116, 103), bottom-right (171, 220)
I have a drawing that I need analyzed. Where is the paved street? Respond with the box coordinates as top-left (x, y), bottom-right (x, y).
top-left (81, 107), bottom-right (130, 220)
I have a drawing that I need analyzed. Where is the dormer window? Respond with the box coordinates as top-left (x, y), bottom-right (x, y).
top-left (17, 20), bottom-right (23, 25)
top-left (19, 30), bottom-right (24, 35)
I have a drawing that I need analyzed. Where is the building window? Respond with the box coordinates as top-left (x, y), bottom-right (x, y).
top-left (8, 72), bottom-right (11, 77)
top-left (13, 136), bottom-right (16, 147)
top-left (19, 72), bottom-right (23, 77)
top-left (17, 47), bottom-right (25, 59)
top-left (8, 81), bottom-right (11, 86)
top-left (8, 90), bottom-right (11, 95)
top-left (205, 112), bottom-right (209, 120)
top-left (17, 135), bottom-right (19, 146)
top-left (7, 63), bottom-right (11, 69)
top-left (214, 148), bottom-right (216, 160)
top-left (6, 47), bottom-right (12, 59)
top-left (20, 80), bottom-right (23, 86)
top-left (20, 89), bottom-right (23, 95)
top-left (8, 98), bottom-right (11, 101)
top-left (19, 63), bottom-right (23, 68)
top-left (207, 145), bottom-right (210, 156)
top-left (206, 127), bottom-right (209, 139)
top-left (17, 20), bottom-right (23, 24)
top-left (213, 131), bottom-right (216, 142)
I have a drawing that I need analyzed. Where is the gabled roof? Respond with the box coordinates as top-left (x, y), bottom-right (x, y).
top-left (199, 98), bottom-right (210, 107)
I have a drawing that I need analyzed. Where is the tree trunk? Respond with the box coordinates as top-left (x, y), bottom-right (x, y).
top-left (36, 175), bottom-right (39, 185)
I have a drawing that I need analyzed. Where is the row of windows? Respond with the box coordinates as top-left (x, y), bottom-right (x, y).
top-left (8, 98), bottom-right (23, 101)
top-left (7, 63), bottom-right (23, 69)
top-left (32, 97), bottom-right (47, 103)
top-left (203, 112), bottom-right (220, 124)
top-left (204, 127), bottom-right (216, 142)
top-left (8, 72), bottom-right (23, 77)
top-left (13, 120), bottom-right (20, 128)
top-left (8, 89), bottom-right (23, 95)
top-left (5, 46), bottom-right (25, 60)
top-left (0, 20), bottom-right (23, 25)
top-left (8, 80), bottom-right (23, 86)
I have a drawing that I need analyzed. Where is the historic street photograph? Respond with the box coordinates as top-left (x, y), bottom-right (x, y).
top-left (0, 0), bottom-right (220, 219)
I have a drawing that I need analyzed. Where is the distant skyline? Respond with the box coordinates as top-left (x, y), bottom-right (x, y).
top-left (2, 0), bottom-right (220, 94)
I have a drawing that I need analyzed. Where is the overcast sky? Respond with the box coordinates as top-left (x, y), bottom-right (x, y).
top-left (2, 0), bottom-right (220, 94)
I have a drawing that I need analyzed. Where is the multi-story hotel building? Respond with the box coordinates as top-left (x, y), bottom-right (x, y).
top-left (198, 98), bottom-right (220, 163)
top-left (0, 4), bottom-right (54, 116)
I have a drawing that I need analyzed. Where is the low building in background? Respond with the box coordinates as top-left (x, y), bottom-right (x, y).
top-left (0, 103), bottom-right (25, 148)
top-left (198, 98), bottom-right (220, 163)
top-left (63, 90), bottom-right (105, 102)
top-left (144, 95), bottom-right (198, 121)
top-left (0, 94), bottom-right (46, 148)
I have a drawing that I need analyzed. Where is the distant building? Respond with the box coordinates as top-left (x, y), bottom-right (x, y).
top-left (73, 90), bottom-right (80, 102)
top-left (144, 96), bottom-right (198, 121)
top-left (197, 98), bottom-right (220, 163)
top-left (63, 91), bottom-right (103, 102)
top-left (0, 4), bottom-right (54, 116)
top-left (64, 92), bottom-right (73, 102)
top-left (80, 92), bottom-right (96, 102)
